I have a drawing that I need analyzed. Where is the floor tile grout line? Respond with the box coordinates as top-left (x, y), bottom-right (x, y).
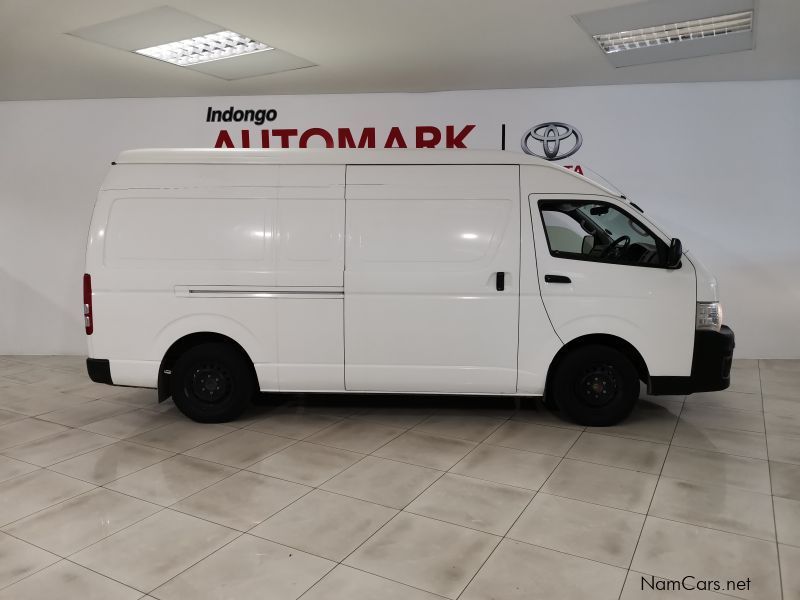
top-left (616, 393), bottom-right (685, 600)
top-left (241, 414), bottom-right (349, 441)
top-left (455, 405), bottom-right (588, 600)
top-left (0, 413), bottom-right (162, 459)
top-left (761, 360), bottom-right (785, 600)
top-left (413, 414), bottom-right (508, 438)
top-left (371, 440), bottom-right (479, 471)
top-left (101, 454), bottom-right (250, 506)
top-left (230, 445), bottom-right (372, 534)
top-left (297, 562), bottom-right (452, 600)
top-left (0, 485), bottom-right (168, 597)
top-left (319, 442), bottom-right (461, 575)
top-left (145, 483), bottom-right (326, 597)
top-left (58, 558), bottom-right (147, 597)
top-left (668, 439), bottom-right (769, 462)
top-left (507, 486), bottom-right (652, 516)
top-left (1, 418), bottom-right (183, 471)
top-left (67, 532), bottom-right (238, 597)
top-left (0, 538), bottom-right (60, 592)
top-left (45, 444), bottom-right (178, 486)
top-left (655, 471), bottom-right (774, 497)
top-left (505, 415), bottom-right (584, 528)
top-left (1, 434), bottom-right (123, 470)
top-left (0, 490), bottom-right (166, 559)
top-left (0, 474), bottom-right (148, 525)
top-left (176, 435), bottom-right (304, 471)
top-left (47, 502), bottom-right (255, 595)
top-left (0, 556), bottom-right (124, 595)
top-left (632, 513), bottom-right (778, 545)
top-left (554, 454), bottom-right (667, 477)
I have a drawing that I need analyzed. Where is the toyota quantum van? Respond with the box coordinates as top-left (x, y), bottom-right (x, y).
top-left (84, 149), bottom-right (734, 426)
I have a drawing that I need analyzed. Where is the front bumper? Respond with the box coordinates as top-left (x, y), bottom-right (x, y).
top-left (86, 358), bottom-right (113, 385)
top-left (648, 325), bottom-right (735, 395)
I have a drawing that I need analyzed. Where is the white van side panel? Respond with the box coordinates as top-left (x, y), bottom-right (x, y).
top-left (344, 165), bottom-right (521, 393)
top-left (105, 197), bottom-right (267, 265)
top-left (276, 165), bottom-right (345, 287)
top-left (88, 163), bottom-right (345, 391)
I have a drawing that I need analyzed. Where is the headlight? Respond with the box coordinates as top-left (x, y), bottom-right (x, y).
top-left (696, 302), bottom-right (723, 332)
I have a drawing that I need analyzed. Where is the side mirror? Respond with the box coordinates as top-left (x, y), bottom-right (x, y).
top-left (581, 234), bottom-right (595, 255)
top-left (667, 238), bottom-right (682, 267)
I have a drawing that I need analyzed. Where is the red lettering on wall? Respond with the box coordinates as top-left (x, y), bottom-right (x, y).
top-left (272, 129), bottom-right (299, 148)
top-left (384, 127), bottom-right (408, 148)
top-left (299, 128), bottom-right (335, 148)
top-left (564, 165), bottom-right (584, 175)
top-left (214, 125), bottom-right (476, 149)
top-left (214, 130), bottom-right (235, 148)
top-left (446, 125), bottom-right (475, 148)
top-left (416, 126), bottom-right (442, 148)
top-left (338, 128), bottom-right (376, 148)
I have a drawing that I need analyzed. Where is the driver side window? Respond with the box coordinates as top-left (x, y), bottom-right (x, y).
top-left (539, 200), bottom-right (666, 267)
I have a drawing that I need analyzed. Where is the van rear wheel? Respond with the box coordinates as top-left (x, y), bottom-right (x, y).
top-left (553, 345), bottom-right (638, 426)
top-left (171, 343), bottom-right (254, 423)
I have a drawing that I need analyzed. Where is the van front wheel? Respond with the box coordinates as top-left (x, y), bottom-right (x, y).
top-left (553, 345), bottom-right (639, 426)
top-left (171, 343), bottom-right (254, 423)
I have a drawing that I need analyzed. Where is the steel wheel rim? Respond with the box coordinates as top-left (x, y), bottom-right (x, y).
top-left (186, 362), bottom-right (232, 405)
top-left (576, 363), bottom-right (620, 408)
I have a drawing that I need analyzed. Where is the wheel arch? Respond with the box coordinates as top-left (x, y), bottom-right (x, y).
top-left (157, 332), bottom-right (257, 401)
top-left (545, 333), bottom-right (650, 404)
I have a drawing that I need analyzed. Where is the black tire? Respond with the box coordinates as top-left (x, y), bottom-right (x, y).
top-left (542, 393), bottom-right (560, 411)
top-left (171, 342), bottom-right (254, 423)
top-left (553, 345), bottom-right (639, 426)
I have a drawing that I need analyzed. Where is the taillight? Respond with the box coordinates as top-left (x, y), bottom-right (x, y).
top-left (83, 273), bottom-right (93, 335)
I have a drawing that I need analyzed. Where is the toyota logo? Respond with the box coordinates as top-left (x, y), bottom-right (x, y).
top-left (521, 122), bottom-right (582, 161)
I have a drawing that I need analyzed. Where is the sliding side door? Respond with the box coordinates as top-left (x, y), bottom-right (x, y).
top-left (344, 164), bottom-right (520, 393)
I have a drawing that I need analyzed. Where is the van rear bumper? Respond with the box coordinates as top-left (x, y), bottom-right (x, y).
top-left (648, 325), bottom-right (735, 396)
top-left (86, 358), bottom-right (113, 385)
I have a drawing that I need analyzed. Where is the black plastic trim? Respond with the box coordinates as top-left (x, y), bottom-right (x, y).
top-left (648, 375), bottom-right (693, 395)
top-left (544, 274), bottom-right (571, 284)
top-left (649, 326), bottom-right (735, 395)
top-left (86, 358), bottom-right (112, 385)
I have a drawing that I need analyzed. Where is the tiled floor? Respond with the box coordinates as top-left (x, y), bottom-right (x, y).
top-left (0, 355), bottom-right (798, 600)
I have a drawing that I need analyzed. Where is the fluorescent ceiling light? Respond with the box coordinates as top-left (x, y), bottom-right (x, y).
top-left (135, 30), bottom-right (272, 66)
top-left (593, 11), bottom-right (753, 54)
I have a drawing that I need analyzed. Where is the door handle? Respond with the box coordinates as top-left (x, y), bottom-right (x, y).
top-left (544, 274), bottom-right (571, 284)
top-left (496, 272), bottom-right (506, 291)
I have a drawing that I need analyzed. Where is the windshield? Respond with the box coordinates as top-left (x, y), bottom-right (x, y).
top-left (575, 205), bottom-right (654, 246)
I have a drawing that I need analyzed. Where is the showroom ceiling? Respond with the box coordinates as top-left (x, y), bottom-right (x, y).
top-left (1, 0), bottom-right (798, 101)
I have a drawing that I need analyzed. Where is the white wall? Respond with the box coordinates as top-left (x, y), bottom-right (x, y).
top-left (0, 80), bottom-right (798, 358)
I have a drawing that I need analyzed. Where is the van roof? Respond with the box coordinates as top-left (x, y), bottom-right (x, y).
top-left (117, 148), bottom-right (555, 167)
top-left (114, 148), bottom-right (620, 197)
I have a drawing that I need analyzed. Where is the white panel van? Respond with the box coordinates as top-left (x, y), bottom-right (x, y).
top-left (84, 149), bottom-right (734, 425)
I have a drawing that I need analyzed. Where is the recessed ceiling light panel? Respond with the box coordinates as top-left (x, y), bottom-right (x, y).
top-left (593, 11), bottom-right (752, 54)
top-left (574, 0), bottom-right (756, 68)
top-left (135, 30), bottom-right (273, 66)
top-left (67, 7), bottom-right (314, 80)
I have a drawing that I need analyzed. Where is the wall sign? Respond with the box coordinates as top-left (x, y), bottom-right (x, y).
top-left (521, 122), bottom-right (583, 160)
top-left (205, 105), bottom-right (584, 173)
